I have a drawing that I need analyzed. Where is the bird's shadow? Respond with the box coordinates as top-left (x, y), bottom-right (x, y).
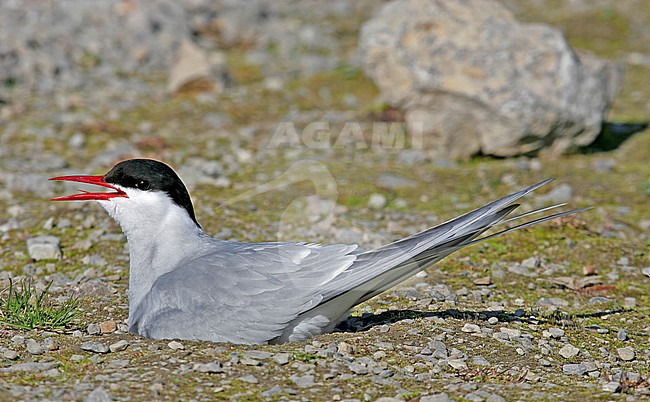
top-left (335, 307), bottom-right (629, 334)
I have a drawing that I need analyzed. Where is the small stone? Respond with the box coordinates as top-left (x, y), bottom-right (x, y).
top-left (472, 356), bottom-right (490, 366)
top-left (87, 324), bottom-right (101, 335)
top-left (3, 350), bottom-right (19, 360)
top-left (25, 339), bottom-right (45, 355)
top-left (546, 328), bottom-right (565, 339)
top-left (100, 321), bottom-right (117, 334)
top-left (337, 342), bottom-right (355, 355)
top-left (642, 267), bottom-right (650, 277)
top-left (524, 371), bottom-right (541, 382)
top-left (487, 317), bottom-right (498, 325)
top-left (349, 361), bottom-right (369, 375)
top-left (26, 236), bottom-right (62, 260)
top-left (559, 344), bottom-right (580, 359)
top-left (262, 385), bottom-right (283, 397)
top-left (486, 395), bottom-right (507, 402)
top-left (617, 329), bottom-right (628, 341)
top-left (240, 357), bottom-right (261, 366)
top-left (602, 381), bottom-right (621, 393)
top-left (563, 363), bottom-right (587, 376)
top-left (80, 342), bottom-right (110, 354)
top-left (168, 341), bottom-right (185, 350)
top-left (447, 359), bottom-right (468, 370)
top-left (623, 297), bottom-right (637, 308)
top-left (429, 340), bottom-right (448, 358)
top-left (290, 374), bottom-right (315, 388)
top-left (461, 323), bottom-right (481, 333)
top-left (70, 355), bottom-right (85, 362)
top-left (84, 386), bottom-right (112, 402)
top-left (243, 351), bottom-right (273, 360)
top-left (617, 346), bottom-right (635, 361)
top-left (8, 362), bottom-right (60, 372)
top-left (537, 297), bottom-right (569, 307)
top-left (238, 375), bottom-right (259, 384)
top-left (193, 362), bottom-right (223, 373)
top-left (106, 359), bottom-right (130, 369)
top-left (43, 338), bottom-right (58, 351)
top-left (473, 276), bottom-right (492, 286)
top-left (109, 340), bottom-right (129, 353)
top-left (368, 193), bottom-right (387, 209)
top-left (420, 393), bottom-right (452, 402)
top-left (273, 353), bottom-right (290, 365)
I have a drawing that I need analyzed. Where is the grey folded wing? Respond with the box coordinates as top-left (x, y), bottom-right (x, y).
top-left (129, 241), bottom-right (358, 344)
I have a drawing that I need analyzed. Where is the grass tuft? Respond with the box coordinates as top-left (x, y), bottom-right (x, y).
top-left (0, 278), bottom-right (80, 330)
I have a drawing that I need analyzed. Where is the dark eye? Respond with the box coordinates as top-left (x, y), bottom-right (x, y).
top-left (135, 179), bottom-right (150, 190)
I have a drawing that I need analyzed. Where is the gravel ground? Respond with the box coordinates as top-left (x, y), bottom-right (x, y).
top-left (1, 1), bottom-right (649, 401)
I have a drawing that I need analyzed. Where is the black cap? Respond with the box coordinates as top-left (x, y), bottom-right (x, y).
top-left (104, 159), bottom-right (200, 228)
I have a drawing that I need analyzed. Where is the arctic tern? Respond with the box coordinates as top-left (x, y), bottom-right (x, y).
top-left (50, 158), bottom-right (584, 344)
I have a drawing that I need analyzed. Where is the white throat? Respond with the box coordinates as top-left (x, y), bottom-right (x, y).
top-left (97, 187), bottom-right (205, 325)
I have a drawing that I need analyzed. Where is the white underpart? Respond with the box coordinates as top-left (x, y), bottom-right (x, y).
top-left (97, 186), bottom-right (206, 328)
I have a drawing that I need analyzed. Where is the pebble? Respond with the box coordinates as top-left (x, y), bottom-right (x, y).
top-left (472, 356), bottom-right (490, 366)
top-left (337, 342), bottom-right (355, 355)
top-left (473, 276), bottom-right (492, 285)
top-left (559, 344), bottom-right (580, 359)
top-left (368, 193), bottom-right (387, 209)
top-left (273, 353), bottom-right (290, 365)
top-left (617, 347), bottom-right (635, 361)
top-left (84, 386), bottom-right (112, 402)
top-left (376, 173), bottom-right (415, 190)
top-left (349, 361), bottom-right (369, 375)
top-left (193, 362), bottom-right (223, 373)
top-left (238, 375), bottom-right (259, 384)
top-left (461, 323), bottom-right (481, 333)
top-left (290, 374), bottom-right (315, 388)
top-left (26, 236), bottom-right (62, 260)
top-left (623, 297), bottom-right (637, 308)
top-left (487, 317), bottom-right (498, 325)
top-left (447, 359), bottom-right (468, 370)
top-left (420, 394), bottom-right (452, 402)
top-left (109, 340), bottom-right (129, 353)
top-left (243, 350), bottom-right (274, 360)
top-left (100, 320), bottom-right (117, 334)
top-left (3, 350), bottom-right (19, 360)
top-left (642, 267), bottom-right (650, 277)
top-left (538, 183), bottom-right (573, 204)
top-left (617, 329), bottom-right (628, 341)
top-left (25, 339), bottom-right (46, 355)
top-left (168, 341), bottom-right (185, 350)
top-left (43, 338), bottom-right (58, 351)
top-left (537, 297), bottom-right (569, 307)
top-left (543, 328), bottom-right (565, 339)
top-left (87, 324), bottom-right (102, 335)
top-left (106, 359), bottom-right (130, 369)
top-left (602, 381), bottom-right (621, 393)
top-left (240, 357), bottom-right (262, 366)
top-left (7, 362), bottom-right (60, 372)
top-left (562, 363), bottom-right (587, 376)
top-left (80, 342), bottom-right (110, 354)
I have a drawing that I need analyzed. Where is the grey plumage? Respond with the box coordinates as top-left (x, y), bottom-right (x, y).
top-left (51, 160), bottom-right (585, 344)
top-left (127, 178), bottom-right (581, 344)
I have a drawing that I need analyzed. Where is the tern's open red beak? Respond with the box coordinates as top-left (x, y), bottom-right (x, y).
top-left (49, 175), bottom-right (128, 201)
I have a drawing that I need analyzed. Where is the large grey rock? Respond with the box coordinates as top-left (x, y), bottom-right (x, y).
top-left (359, 0), bottom-right (622, 160)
